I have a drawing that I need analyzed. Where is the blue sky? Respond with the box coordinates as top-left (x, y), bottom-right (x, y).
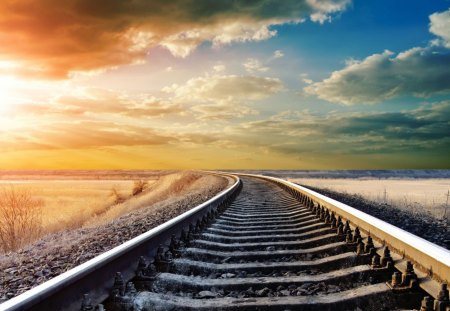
top-left (0, 0), bottom-right (449, 169)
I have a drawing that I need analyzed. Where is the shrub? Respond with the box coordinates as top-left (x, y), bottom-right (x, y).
top-left (132, 180), bottom-right (148, 196)
top-left (0, 186), bottom-right (43, 252)
top-left (110, 185), bottom-right (125, 204)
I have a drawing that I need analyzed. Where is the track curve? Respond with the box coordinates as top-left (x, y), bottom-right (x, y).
top-left (2, 174), bottom-right (449, 311)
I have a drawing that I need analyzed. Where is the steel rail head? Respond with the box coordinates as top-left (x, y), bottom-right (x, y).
top-left (0, 173), bottom-right (241, 311)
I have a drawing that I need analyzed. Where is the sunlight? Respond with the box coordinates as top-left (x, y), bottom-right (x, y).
top-left (0, 61), bottom-right (27, 114)
top-left (0, 75), bottom-right (20, 113)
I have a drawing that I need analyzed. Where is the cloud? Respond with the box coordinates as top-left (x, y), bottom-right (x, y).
top-left (229, 101), bottom-right (450, 155)
top-left (0, 0), bottom-right (351, 78)
top-left (164, 74), bottom-right (282, 120)
top-left (304, 47), bottom-right (450, 105)
top-left (0, 120), bottom-right (174, 151)
top-left (304, 7), bottom-right (450, 105)
top-left (430, 7), bottom-right (450, 47)
top-left (243, 58), bottom-right (269, 73)
top-left (213, 64), bottom-right (226, 72)
top-left (9, 88), bottom-right (184, 118)
top-left (165, 74), bottom-right (283, 102)
top-left (273, 50), bottom-right (285, 59)
top-left (191, 103), bottom-right (258, 121)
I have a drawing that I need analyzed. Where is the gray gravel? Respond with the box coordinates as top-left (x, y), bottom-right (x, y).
top-left (301, 184), bottom-right (450, 250)
top-left (0, 177), bottom-right (228, 302)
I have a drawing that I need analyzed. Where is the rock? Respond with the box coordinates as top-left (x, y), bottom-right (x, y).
top-left (256, 287), bottom-right (270, 297)
top-left (197, 291), bottom-right (217, 299)
top-left (221, 273), bottom-right (235, 278)
top-left (279, 290), bottom-right (290, 296)
top-left (326, 285), bottom-right (340, 293)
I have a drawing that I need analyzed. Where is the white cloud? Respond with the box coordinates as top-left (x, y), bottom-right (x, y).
top-left (167, 74), bottom-right (283, 102)
top-left (213, 64), bottom-right (226, 72)
top-left (164, 74), bottom-right (283, 120)
top-left (306, 0), bottom-right (351, 23)
top-left (305, 7), bottom-right (450, 105)
top-left (273, 50), bottom-right (285, 59)
top-left (243, 58), bottom-right (269, 73)
top-left (429, 8), bottom-right (450, 47)
top-left (304, 46), bottom-right (450, 105)
top-left (191, 103), bottom-right (258, 120)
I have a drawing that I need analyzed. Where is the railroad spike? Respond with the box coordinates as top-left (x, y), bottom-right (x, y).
top-left (371, 255), bottom-right (381, 269)
top-left (345, 231), bottom-right (353, 243)
top-left (381, 246), bottom-right (393, 267)
top-left (180, 229), bottom-right (188, 244)
top-left (112, 272), bottom-right (125, 296)
top-left (80, 293), bottom-right (93, 311)
top-left (365, 236), bottom-right (374, 253)
top-left (137, 256), bottom-right (147, 271)
top-left (201, 215), bottom-right (208, 227)
top-left (420, 296), bottom-right (434, 311)
top-left (402, 261), bottom-right (417, 287)
top-left (330, 212), bottom-right (337, 226)
top-left (344, 220), bottom-right (351, 234)
top-left (391, 272), bottom-right (402, 287)
top-left (434, 283), bottom-right (450, 311)
top-left (331, 216), bottom-right (337, 229)
top-left (337, 223), bottom-right (344, 235)
top-left (356, 240), bottom-right (365, 255)
top-left (353, 227), bottom-right (361, 242)
top-left (195, 219), bottom-right (202, 232)
top-left (125, 282), bottom-right (137, 295)
top-left (169, 234), bottom-right (180, 258)
top-left (155, 245), bottom-right (170, 272)
top-left (325, 211), bottom-right (331, 224)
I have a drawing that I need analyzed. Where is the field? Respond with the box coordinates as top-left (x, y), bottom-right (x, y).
top-left (0, 171), bottom-right (218, 253)
top-left (0, 180), bottom-right (136, 231)
top-left (288, 178), bottom-right (450, 219)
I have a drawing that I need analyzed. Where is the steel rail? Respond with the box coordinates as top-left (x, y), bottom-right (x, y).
top-left (0, 174), bottom-right (240, 311)
top-left (241, 173), bottom-right (450, 295)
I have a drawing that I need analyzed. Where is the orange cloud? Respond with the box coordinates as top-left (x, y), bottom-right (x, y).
top-left (0, 0), bottom-right (350, 78)
top-left (0, 120), bottom-right (175, 151)
top-left (8, 88), bottom-right (184, 118)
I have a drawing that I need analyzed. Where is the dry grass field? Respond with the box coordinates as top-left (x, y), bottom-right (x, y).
top-left (0, 171), bottom-right (216, 253)
top-left (288, 178), bottom-right (450, 219)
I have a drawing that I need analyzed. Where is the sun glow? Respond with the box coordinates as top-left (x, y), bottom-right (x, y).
top-left (0, 76), bottom-right (19, 113)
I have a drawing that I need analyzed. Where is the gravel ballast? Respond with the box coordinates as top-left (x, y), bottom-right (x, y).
top-left (0, 175), bottom-right (229, 302)
top-left (300, 184), bottom-right (450, 250)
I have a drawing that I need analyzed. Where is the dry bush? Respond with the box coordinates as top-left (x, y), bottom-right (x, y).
top-left (0, 186), bottom-right (43, 252)
top-left (132, 180), bottom-right (148, 196)
top-left (110, 185), bottom-right (126, 204)
top-left (84, 172), bottom-right (207, 227)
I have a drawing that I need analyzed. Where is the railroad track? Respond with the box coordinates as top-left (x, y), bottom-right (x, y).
top-left (1, 174), bottom-right (449, 311)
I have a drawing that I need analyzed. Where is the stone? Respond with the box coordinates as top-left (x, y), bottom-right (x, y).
top-left (197, 291), bottom-right (217, 299)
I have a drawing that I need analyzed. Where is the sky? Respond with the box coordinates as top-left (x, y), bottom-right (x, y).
top-left (0, 0), bottom-right (449, 170)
